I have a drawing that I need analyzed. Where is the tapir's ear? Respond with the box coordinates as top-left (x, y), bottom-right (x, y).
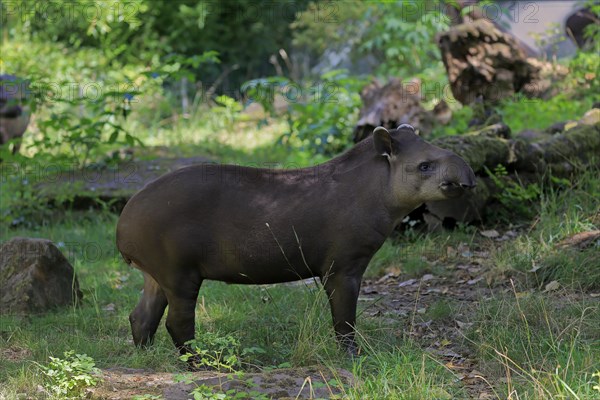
top-left (373, 126), bottom-right (392, 159)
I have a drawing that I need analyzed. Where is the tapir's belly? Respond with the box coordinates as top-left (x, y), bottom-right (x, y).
top-left (189, 236), bottom-right (323, 284)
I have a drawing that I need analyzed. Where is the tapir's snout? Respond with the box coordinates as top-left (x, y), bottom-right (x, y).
top-left (439, 155), bottom-right (477, 198)
top-left (459, 170), bottom-right (477, 190)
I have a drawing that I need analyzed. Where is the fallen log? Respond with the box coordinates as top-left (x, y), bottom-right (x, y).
top-left (420, 116), bottom-right (599, 230)
top-left (434, 119), bottom-right (600, 176)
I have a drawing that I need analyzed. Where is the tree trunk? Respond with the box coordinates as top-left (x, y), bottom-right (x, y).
top-left (437, 19), bottom-right (567, 105)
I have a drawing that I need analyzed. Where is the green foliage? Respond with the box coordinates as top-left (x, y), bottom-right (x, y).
top-left (209, 95), bottom-right (243, 132)
top-left (562, 51), bottom-right (600, 99)
top-left (430, 105), bottom-right (473, 137)
top-left (174, 378), bottom-right (270, 400)
top-left (583, 1), bottom-right (600, 48)
top-left (283, 70), bottom-right (366, 155)
top-left (180, 332), bottom-right (244, 372)
top-left (33, 82), bottom-right (138, 167)
top-left (40, 351), bottom-right (101, 399)
top-left (244, 70), bottom-right (366, 156)
top-left (292, 1), bottom-right (449, 81)
top-left (501, 94), bottom-right (596, 134)
top-left (434, 89), bottom-right (595, 139)
top-left (172, 375), bottom-right (224, 400)
top-left (13, 0), bottom-right (149, 55)
top-left (361, 0), bottom-right (450, 81)
top-left (485, 164), bottom-right (541, 220)
top-left (291, 1), bottom-right (373, 56)
top-left (490, 166), bottom-right (599, 289)
top-left (6, 0), bottom-right (309, 89)
top-left (530, 22), bottom-right (567, 59)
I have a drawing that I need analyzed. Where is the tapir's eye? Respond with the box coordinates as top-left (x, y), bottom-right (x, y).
top-left (419, 162), bottom-right (433, 172)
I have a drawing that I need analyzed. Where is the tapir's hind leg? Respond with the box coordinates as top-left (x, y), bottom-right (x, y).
top-left (164, 278), bottom-right (202, 355)
top-left (130, 272), bottom-right (168, 347)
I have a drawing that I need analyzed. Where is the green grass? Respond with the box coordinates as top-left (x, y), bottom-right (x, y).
top-left (489, 166), bottom-right (600, 289)
top-left (365, 227), bottom-right (479, 279)
top-left (349, 347), bottom-right (464, 399)
top-left (432, 92), bottom-right (596, 138)
top-left (0, 208), bottom-right (470, 399)
top-left (468, 292), bottom-right (600, 399)
top-left (461, 167), bottom-right (600, 399)
top-left (500, 94), bottom-right (596, 133)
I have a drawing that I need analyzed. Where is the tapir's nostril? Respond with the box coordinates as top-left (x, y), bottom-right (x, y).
top-left (460, 183), bottom-right (476, 189)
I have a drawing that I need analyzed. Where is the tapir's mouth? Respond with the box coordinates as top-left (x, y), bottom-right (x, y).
top-left (439, 181), bottom-right (476, 198)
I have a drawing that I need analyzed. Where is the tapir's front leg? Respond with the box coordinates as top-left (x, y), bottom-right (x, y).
top-left (322, 271), bottom-right (363, 356)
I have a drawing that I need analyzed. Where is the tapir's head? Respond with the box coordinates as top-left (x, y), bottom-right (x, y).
top-left (373, 124), bottom-right (476, 207)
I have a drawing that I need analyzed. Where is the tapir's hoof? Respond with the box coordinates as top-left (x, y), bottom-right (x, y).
top-left (339, 336), bottom-right (360, 358)
top-left (345, 345), bottom-right (360, 358)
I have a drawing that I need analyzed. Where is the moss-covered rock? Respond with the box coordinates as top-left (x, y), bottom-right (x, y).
top-left (0, 237), bottom-right (82, 314)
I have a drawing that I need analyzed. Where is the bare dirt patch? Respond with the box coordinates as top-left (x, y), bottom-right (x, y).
top-left (91, 366), bottom-right (353, 399)
top-left (0, 345), bottom-right (31, 362)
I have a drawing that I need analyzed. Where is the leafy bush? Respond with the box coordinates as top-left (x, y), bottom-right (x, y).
top-left (561, 51), bottom-right (600, 99)
top-left (292, 1), bottom-right (450, 82)
top-left (40, 351), bottom-right (101, 399)
top-left (360, 0), bottom-right (450, 81)
top-left (244, 70), bottom-right (366, 156)
top-left (32, 81), bottom-right (139, 167)
top-left (178, 333), bottom-right (269, 399)
top-left (282, 70), bottom-right (365, 155)
top-left (7, 0), bottom-right (309, 90)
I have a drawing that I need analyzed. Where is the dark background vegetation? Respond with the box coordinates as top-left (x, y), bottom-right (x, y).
top-left (1, 1), bottom-right (599, 399)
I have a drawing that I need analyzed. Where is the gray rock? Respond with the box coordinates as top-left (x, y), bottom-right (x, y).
top-left (0, 237), bottom-right (82, 314)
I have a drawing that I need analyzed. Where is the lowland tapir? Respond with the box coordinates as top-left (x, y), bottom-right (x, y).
top-left (116, 124), bottom-right (476, 356)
